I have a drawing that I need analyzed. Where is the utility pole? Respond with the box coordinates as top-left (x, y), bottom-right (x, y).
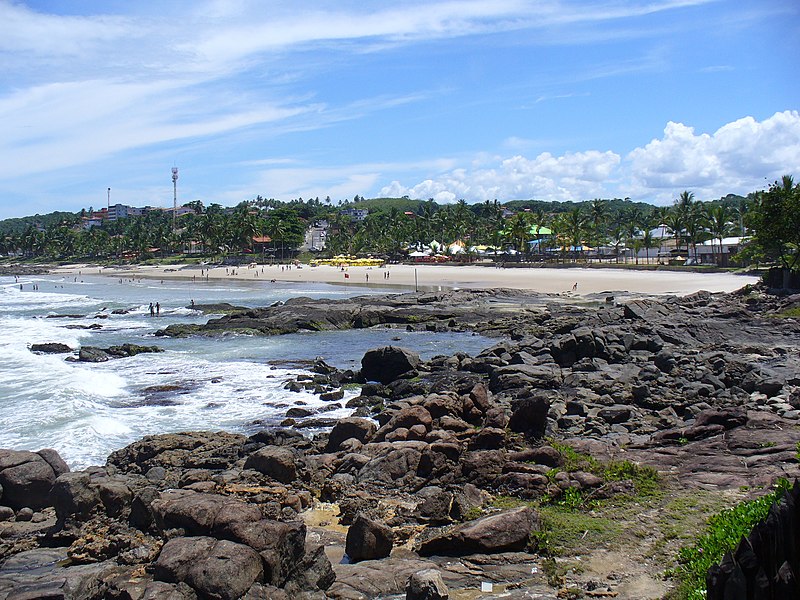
top-left (107, 187), bottom-right (111, 212)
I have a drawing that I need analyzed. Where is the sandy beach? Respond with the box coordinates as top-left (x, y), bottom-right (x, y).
top-left (50, 262), bottom-right (759, 296)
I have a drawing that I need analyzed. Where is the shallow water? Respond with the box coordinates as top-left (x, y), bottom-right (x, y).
top-left (0, 274), bottom-right (493, 468)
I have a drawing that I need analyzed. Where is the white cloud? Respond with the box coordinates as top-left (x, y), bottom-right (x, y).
top-left (627, 110), bottom-right (800, 200)
top-left (0, 78), bottom-right (310, 179)
top-left (380, 150), bottom-right (622, 202)
top-left (379, 111), bottom-right (800, 204)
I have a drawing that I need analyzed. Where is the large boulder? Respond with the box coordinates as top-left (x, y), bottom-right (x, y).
top-left (508, 396), bottom-right (550, 437)
top-left (29, 342), bottom-right (73, 354)
top-left (50, 472), bottom-right (100, 521)
top-left (154, 536), bottom-right (263, 600)
top-left (151, 490), bottom-right (261, 536)
top-left (243, 446), bottom-right (297, 483)
top-left (406, 569), bottom-right (449, 600)
top-left (361, 346), bottom-right (422, 384)
top-left (151, 490), bottom-right (308, 586)
top-left (416, 506), bottom-right (538, 556)
top-left (345, 514), bottom-right (394, 562)
top-left (375, 406), bottom-right (433, 442)
top-left (0, 449), bottom-right (69, 510)
top-left (326, 418), bottom-right (378, 452)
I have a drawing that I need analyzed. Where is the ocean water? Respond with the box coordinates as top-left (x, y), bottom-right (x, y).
top-left (0, 273), bottom-right (493, 469)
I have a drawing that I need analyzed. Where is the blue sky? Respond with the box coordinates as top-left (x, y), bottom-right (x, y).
top-left (0, 0), bottom-right (798, 219)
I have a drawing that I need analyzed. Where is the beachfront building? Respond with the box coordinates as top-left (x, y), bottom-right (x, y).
top-left (303, 221), bottom-right (328, 251)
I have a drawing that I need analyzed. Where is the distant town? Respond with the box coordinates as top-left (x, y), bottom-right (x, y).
top-left (1, 177), bottom-right (798, 279)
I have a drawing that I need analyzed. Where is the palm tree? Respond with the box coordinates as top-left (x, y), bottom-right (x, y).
top-left (663, 210), bottom-right (685, 259)
top-left (610, 224), bottom-right (626, 263)
top-left (706, 205), bottom-right (732, 265)
top-left (684, 202), bottom-right (708, 263)
top-left (641, 229), bottom-right (658, 265)
top-left (564, 207), bottom-right (587, 262)
top-left (508, 212), bottom-right (532, 259)
top-left (589, 199), bottom-right (608, 250)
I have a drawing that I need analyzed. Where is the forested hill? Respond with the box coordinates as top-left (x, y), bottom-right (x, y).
top-left (0, 212), bottom-right (80, 235)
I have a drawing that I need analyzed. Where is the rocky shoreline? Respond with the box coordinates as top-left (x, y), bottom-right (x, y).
top-left (1, 285), bottom-right (799, 599)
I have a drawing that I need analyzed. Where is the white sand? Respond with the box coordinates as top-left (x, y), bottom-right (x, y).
top-left (52, 262), bottom-right (759, 296)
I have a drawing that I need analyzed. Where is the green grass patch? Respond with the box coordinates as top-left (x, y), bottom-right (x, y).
top-left (669, 479), bottom-right (791, 600)
top-left (538, 505), bottom-right (622, 556)
top-left (772, 306), bottom-right (800, 318)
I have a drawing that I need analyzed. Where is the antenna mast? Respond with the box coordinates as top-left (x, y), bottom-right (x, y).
top-left (171, 167), bottom-right (179, 233)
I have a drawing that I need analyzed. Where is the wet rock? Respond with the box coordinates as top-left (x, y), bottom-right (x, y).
top-left (29, 342), bottom-right (73, 354)
top-left (361, 346), bottom-right (422, 384)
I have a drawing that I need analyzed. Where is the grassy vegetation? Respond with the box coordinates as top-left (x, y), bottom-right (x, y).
top-left (668, 478), bottom-right (791, 600)
top-left (772, 305), bottom-right (800, 318)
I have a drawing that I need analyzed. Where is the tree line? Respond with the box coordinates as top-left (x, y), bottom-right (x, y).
top-left (0, 177), bottom-right (797, 272)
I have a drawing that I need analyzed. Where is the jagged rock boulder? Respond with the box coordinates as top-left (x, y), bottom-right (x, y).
top-left (29, 342), bottom-right (73, 354)
top-left (51, 472), bottom-right (100, 521)
top-left (375, 406), bottom-right (433, 442)
top-left (107, 431), bottom-right (247, 475)
top-left (326, 418), bottom-right (378, 452)
top-left (154, 536), bottom-right (263, 600)
top-left (243, 446), bottom-right (297, 483)
top-left (508, 396), bottom-right (550, 437)
top-left (416, 506), bottom-right (538, 556)
top-left (345, 514), bottom-right (394, 562)
top-left (0, 448), bottom-right (69, 510)
top-left (406, 569), bottom-right (449, 600)
top-left (361, 346), bottom-right (422, 384)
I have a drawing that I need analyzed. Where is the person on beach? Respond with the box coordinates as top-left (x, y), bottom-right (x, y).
top-left (149, 303), bottom-right (154, 317)
top-left (572, 282), bottom-right (578, 291)
top-left (156, 302), bottom-right (160, 316)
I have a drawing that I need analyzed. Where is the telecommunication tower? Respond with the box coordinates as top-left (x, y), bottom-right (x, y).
top-left (171, 167), bottom-right (179, 232)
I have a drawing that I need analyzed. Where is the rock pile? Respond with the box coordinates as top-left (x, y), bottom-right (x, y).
top-left (1, 285), bottom-right (798, 599)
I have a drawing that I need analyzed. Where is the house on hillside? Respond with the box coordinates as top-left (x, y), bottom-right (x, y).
top-left (341, 208), bottom-right (368, 222)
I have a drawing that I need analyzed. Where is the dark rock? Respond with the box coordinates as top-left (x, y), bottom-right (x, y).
top-left (375, 406), bottom-right (433, 442)
top-left (284, 542), bottom-right (336, 594)
top-left (508, 396), bottom-right (550, 437)
top-left (326, 418), bottom-right (378, 452)
top-left (77, 346), bottom-right (111, 362)
top-left (0, 449), bottom-right (65, 510)
top-left (29, 343), bottom-right (73, 354)
top-left (406, 569), bottom-right (449, 600)
top-left (243, 447), bottom-right (297, 483)
top-left (154, 536), bottom-right (263, 600)
top-left (361, 346), bottom-right (422, 384)
top-left (468, 427), bottom-right (506, 450)
top-left (50, 472), bottom-right (100, 521)
top-left (345, 514), bottom-right (394, 562)
top-left (694, 407), bottom-right (748, 430)
top-left (320, 388), bottom-right (345, 401)
top-left (416, 506), bottom-right (538, 556)
top-left (597, 405), bottom-right (632, 424)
